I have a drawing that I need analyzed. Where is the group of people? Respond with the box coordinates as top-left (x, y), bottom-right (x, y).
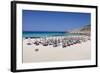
top-left (26, 36), bottom-right (90, 48)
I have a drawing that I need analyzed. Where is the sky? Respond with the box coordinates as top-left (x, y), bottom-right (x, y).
top-left (22, 10), bottom-right (91, 32)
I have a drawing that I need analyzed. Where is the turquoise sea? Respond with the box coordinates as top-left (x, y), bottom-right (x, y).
top-left (23, 31), bottom-right (78, 38)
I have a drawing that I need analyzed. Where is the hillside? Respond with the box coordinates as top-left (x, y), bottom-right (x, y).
top-left (70, 25), bottom-right (91, 35)
top-left (80, 25), bottom-right (91, 32)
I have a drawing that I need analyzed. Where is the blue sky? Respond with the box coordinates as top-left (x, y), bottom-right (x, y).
top-left (22, 10), bottom-right (91, 32)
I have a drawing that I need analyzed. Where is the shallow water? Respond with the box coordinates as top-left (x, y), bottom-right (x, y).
top-left (23, 31), bottom-right (79, 38)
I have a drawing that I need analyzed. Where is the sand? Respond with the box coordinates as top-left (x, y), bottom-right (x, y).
top-left (22, 37), bottom-right (91, 63)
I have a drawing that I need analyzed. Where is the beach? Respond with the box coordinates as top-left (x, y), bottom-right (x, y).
top-left (22, 35), bottom-right (91, 63)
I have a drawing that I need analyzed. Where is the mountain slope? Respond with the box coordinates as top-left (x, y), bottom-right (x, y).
top-left (70, 25), bottom-right (91, 35)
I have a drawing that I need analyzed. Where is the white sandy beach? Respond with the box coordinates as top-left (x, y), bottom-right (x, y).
top-left (22, 36), bottom-right (91, 63)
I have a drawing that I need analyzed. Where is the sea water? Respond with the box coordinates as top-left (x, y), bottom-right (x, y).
top-left (23, 31), bottom-right (71, 38)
